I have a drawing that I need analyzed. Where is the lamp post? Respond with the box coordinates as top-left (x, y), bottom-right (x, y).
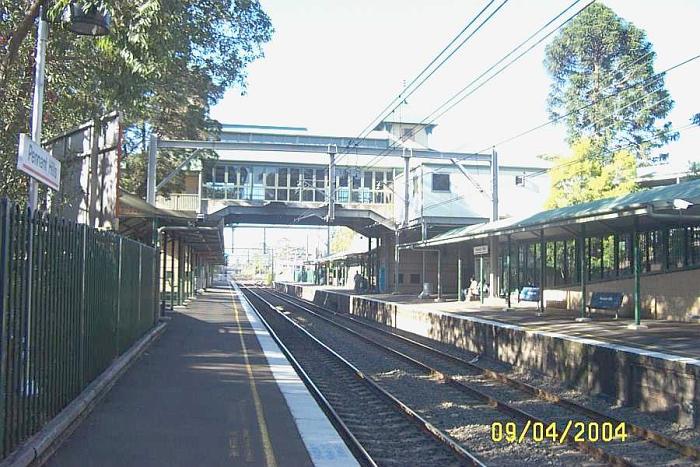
top-left (28, 3), bottom-right (111, 210)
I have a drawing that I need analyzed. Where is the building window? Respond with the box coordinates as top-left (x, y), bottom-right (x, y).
top-left (398, 273), bottom-right (404, 284)
top-left (667, 228), bottom-right (686, 270)
top-left (214, 166), bottom-right (226, 183)
top-left (690, 227), bottom-right (700, 266)
top-left (409, 273), bottom-right (421, 284)
top-left (432, 173), bottom-right (450, 192)
top-left (617, 234), bottom-right (632, 277)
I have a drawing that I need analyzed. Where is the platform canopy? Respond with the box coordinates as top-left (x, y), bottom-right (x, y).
top-left (413, 179), bottom-right (700, 247)
top-left (119, 189), bottom-right (225, 264)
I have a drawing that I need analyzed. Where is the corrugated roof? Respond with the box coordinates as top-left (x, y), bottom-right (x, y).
top-left (427, 179), bottom-right (700, 245)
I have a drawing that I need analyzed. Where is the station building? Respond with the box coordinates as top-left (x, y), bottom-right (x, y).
top-left (150, 122), bottom-right (700, 322)
top-left (152, 121), bottom-right (550, 289)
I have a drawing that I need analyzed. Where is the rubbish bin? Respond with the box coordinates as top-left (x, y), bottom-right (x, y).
top-left (419, 282), bottom-right (433, 299)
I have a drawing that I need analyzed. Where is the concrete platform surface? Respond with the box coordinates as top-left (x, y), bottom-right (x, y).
top-left (47, 285), bottom-right (356, 467)
top-left (292, 283), bottom-right (700, 362)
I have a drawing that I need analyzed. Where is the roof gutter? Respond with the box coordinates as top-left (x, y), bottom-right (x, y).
top-left (646, 204), bottom-right (700, 221)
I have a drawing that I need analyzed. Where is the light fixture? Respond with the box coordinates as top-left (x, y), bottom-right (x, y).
top-left (62, 3), bottom-right (111, 36)
top-left (673, 198), bottom-right (693, 210)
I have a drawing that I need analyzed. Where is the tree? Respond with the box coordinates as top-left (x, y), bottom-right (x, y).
top-left (544, 3), bottom-right (675, 164)
top-left (545, 138), bottom-right (637, 209)
top-left (0, 0), bottom-right (273, 201)
top-left (331, 227), bottom-right (357, 254)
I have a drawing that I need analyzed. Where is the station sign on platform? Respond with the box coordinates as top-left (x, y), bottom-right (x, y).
top-left (473, 245), bottom-right (489, 256)
top-left (17, 133), bottom-right (61, 191)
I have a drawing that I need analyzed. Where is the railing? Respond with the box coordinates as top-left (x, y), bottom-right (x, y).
top-left (155, 194), bottom-right (200, 212)
top-left (0, 198), bottom-right (159, 459)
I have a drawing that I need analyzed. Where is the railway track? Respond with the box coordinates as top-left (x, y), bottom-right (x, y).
top-left (237, 283), bottom-right (484, 467)
top-left (259, 286), bottom-right (700, 467)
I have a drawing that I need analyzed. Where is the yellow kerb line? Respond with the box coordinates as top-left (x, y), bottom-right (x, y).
top-left (232, 294), bottom-right (278, 467)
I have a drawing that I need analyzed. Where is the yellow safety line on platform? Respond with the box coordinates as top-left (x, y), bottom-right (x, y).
top-left (232, 296), bottom-right (278, 467)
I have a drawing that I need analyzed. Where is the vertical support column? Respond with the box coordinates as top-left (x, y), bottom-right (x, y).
top-left (489, 238), bottom-right (499, 299)
top-left (394, 231), bottom-right (401, 294)
top-left (367, 237), bottom-right (372, 289)
top-left (479, 256), bottom-right (484, 304)
top-left (457, 245), bottom-right (463, 302)
top-left (539, 229), bottom-right (545, 314)
top-left (183, 245), bottom-right (188, 300)
top-left (403, 155), bottom-right (410, 226)
top-left (189, 247), bottom-right (194, 298)
top-left (161, 231), bottom-right (167, 312)
top-left (170, 236), bottom-right (175, 310)
top-left (631, 219), bottom-right (645, 328)
top-left (178, 240), bottom-right (184, 306)
top-left (490, 147), bottom-right (499, 223)
top-left (579, 225), bottom-right (588, 321)
top-left (197, 170), bottom-right (203, 215)
top-left (28, 11), bottom-right (48, 211)
top-left (421, 222), bottom-right (427, 296)
top-left (146, 134), bottom-right (158, 205)
top-left (506, 234), bottom-right (512, 309)
top-left (436, 248), bottom-right (442, 301)
top-left (328, 145), bottom-right (336, 224)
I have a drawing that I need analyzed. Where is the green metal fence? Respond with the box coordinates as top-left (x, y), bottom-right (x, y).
top-left (0, 198), bottom-right (159, 458)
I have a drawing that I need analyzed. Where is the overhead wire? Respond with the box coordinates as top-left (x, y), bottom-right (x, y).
top-left (334, 0), bottom-right (509, 167)
top-left (356, 0), bottom-right (593, 174)
top-left (308, 0), bottom-right (513, 220)
top-left (338, 0), bottom-right (500, 159)
top-left (467, 52), bottom-right (700, 153)
top-left (520, 121), bottom-right (699, 181)
top-left (418, 113), bottom-right (699, 214)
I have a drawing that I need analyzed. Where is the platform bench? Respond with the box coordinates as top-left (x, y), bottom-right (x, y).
top-left (518, 287), bottom-right (540, 307)
top-left (586, 291), bottom-right (624, 319)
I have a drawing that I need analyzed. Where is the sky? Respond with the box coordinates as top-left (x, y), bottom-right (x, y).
top-left (213, 0), bottom-right (700, 253)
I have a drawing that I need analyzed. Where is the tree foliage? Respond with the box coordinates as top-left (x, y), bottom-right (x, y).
top-left (545, 138), bottom-right (637, 209)
top-left (544, 3), bottom-right (675, 163)
top-left (0, 0), bottom-right (273, 201)
top-left (331, 227), bottom-right (357, 255)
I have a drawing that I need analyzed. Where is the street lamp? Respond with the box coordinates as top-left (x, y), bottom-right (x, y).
top-left (28, 2), bottom-right (111, 210)
top-left (62, 3), bottom-right (111, 36)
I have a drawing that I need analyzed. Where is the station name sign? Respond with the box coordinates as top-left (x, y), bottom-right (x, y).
top-left (473, 245), bottom-right (489, 256)
top-left (17, 133), bottom-right (61, 191)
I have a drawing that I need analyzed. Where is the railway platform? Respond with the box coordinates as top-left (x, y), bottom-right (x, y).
top-left (47, 284), bottom-right (356, 467)
top-left (279, 283), bottom-right (700, 360)
top-left (275, 282), bottom-right (700, 429)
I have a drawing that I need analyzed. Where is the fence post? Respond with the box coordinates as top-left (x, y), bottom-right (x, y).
top-left (137, 243), bottom-right (142, 330)
top-left (0, 199), bottom-right (11, 456)
top-left (79, 225), bottom-right (87, 387)
top-left (116, 237), bottom-right (123, 356)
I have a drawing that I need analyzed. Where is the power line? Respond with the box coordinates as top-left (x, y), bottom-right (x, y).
top-left (334, 0), bottom-right (509, 166)
top-left (468, 52), bottom-right (700, 153)
top-left (355, 0), bottom-right (592, 175)
top-left (424, 0), bottom-right (593, 125)
top-left (419, 122), bottom-right (698, 215)
top-left (339, 0), bottom-right (499, 156)
top-left (522, 122), bottom-right (699, 180)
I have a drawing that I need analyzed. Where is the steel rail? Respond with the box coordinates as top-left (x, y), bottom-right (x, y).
top-left (239, 284), bottom-right (486, 467)
top-left (233, 283), bottom-right (376, 467)
top-left (262, 288), bottom-right (686, 467)
top-left (272, 290), bottom-right (700, 462)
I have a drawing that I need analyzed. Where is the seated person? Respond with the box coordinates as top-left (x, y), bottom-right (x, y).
top-left (468, 277), bottom-right (479, 299)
